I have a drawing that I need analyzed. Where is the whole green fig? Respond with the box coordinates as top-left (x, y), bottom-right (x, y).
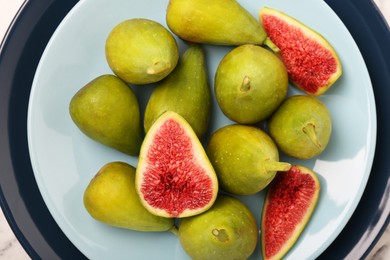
top-left (268, 95), bottom-right (332, 159)
top-left (167, 0), bottom-right (267, 46)
top-left (105, 18), bottom-right (179, 85)
top-left (215, 44), bottom-right (288, 124)
top-left (178, 195), bottom-right (258, 260)
top-left (207, 124), bottom-right (291, 195)
top-left (69, 74), bottom-right (143, 156)
top-left (84, 161), bottom-right (175, 232)
top-left (144, 44), bottom-right (211, 138)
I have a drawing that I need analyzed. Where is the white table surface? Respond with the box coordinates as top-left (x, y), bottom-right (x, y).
top-left (1, 0), bottom-right (390, 259)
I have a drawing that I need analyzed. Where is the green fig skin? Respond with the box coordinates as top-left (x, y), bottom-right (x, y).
top-left (84, 162), bottom-right (175, 232)
top-left (105, 18), bottom-right (179, 85)
top-left (166, 0), bottom-right (267, 46)
top-left (215, 44), bottom-right (288, 124)
top-left (69, 74), bottom-right (143, 156)
top-left (178, 195), bottom-right (258, 260)
top-left (144, 44), bottom-right (211, 138)
top-left (206, 124), bottom-right (291, 196)
top-left (268, 95), bottom-right (332, 159)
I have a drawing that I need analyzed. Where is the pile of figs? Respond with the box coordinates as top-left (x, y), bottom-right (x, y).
top-left (69, 0), bottom-right (342, 259)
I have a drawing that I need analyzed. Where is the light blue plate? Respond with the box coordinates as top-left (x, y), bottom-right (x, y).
top-left (27, 0), bottom-right (376, 259)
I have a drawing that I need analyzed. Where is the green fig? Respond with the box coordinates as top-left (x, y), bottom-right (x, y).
top-left (166, 0), bottom-right (267, 46)
top-left (268, 95), bottom-right (332, 159)
top-left (178, 195), bottom-right (258, 260)
top-left (144, 44), bottom-right (211, 138)
top-left (69, 74), bottom-right (143, 156)
top-left (105, 18), bottom-right (179, 85)
top-left (206, 124), bottom-right (291, 195)
top-left (84, 161), bottom-right (175, 232)
top-left (215, 44), bottom-right (288, 124)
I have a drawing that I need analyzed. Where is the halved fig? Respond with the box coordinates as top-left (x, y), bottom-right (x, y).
top-left (135, 111), bottom-right (218, 218)
top-left (261, 165), bottom-right (320, 260)
top-left (260, 7), bottom-right (342, 96)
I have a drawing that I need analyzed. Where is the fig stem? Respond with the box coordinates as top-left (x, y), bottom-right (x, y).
top-left (263, 37), bottom-right (280, 53)
top-left (168, 225), bottom-right (179, 236)
top-left (264, 160), bottom-right (291, 172)
top-left (147, 61), bottom-right (171, 75)
top-left (303, 123), bottom-right (321, 148)
top-left (212, 228), bottom-right (229, 243)
top-left (240, 76), bottom-right (251, 92)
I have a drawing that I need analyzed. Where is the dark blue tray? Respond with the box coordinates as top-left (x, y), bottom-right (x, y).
top-left (0, 0), bottom-right (389, 259)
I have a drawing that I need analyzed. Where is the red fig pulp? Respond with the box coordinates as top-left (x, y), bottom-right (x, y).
top-left (136, 111), bottom-right (218, 218)
top-left (260, 7), bottom-right (342, 96)
top-left (261, 165), bottom-right (320, 260)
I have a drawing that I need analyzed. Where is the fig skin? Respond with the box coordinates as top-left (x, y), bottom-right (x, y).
top-left (268, 95), bottom-right (332, 159)
top-left (136, 111), bottom-right (218, 218)
top-left (261, 165), bottom-right (320, 260)
top-left (215, 44), bottom-right (288, 124)
top-left (206, 124), bottom-right (291, 195)
top-left (105, 18), bottom-right (179, 85)
top-left (83, 162), bottom-right (175, 232)
top-left (178, 195), bottom-right (258, 260)
top-left (144, 44), bottom-right (211, 139)
top-left (166, 0), bottom-right (268, 46)
top-left (69, 74), bottom-right (143, 156)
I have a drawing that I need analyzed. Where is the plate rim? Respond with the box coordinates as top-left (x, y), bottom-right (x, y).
top-left (0, 0), bottom-right (389, 259)
top-left (26, 0), bottom-right (378, 259)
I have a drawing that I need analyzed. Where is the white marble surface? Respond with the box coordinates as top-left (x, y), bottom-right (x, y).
top-left (0, 0), bottom-right (390, 259)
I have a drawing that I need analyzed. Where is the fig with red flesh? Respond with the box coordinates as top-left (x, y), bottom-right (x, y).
top-left (259, 7), bottom-right (342, 96)
top-left (136, 111), bottom-right (218, 218)
top-left (261, 165), bottom-right (320, 260)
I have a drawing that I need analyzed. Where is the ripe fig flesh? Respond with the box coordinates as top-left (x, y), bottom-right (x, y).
top-left (260, 7), bottom-right (342, 96)
top-left (261, 165), bottom-right (320, 260)
top-left (136, 111), bottom-right (218, 218)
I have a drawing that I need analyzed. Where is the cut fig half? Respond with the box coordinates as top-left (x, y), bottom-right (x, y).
top-left (260, 7), bottom-right (342, 96)
top-left (261, 165), bottom-right (320, 260)
top-left (136, 111), bottom-right (218, 218)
